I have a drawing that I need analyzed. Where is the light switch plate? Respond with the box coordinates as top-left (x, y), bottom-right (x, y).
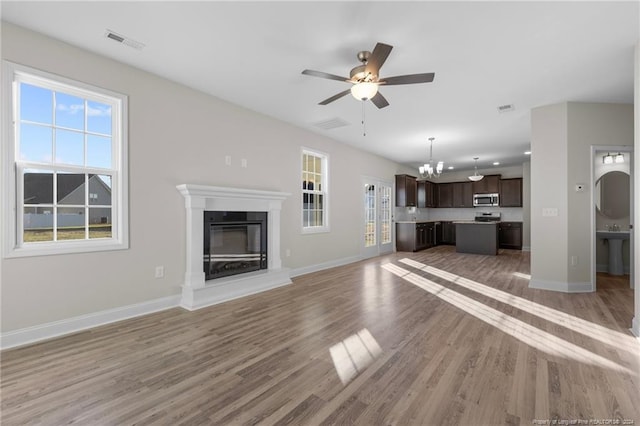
top-left (542, 207), bottom-right (558, 217)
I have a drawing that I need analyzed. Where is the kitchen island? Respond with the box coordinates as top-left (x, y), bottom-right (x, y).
top-left (454, 221), bottom-right (499, 255)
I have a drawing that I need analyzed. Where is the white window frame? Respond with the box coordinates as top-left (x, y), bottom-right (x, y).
top-left (2, 61), bottom-right (129, 258)
top-left (301, 147), bottom-right (329, 234)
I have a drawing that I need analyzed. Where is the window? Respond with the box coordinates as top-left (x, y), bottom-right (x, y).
top-left (2, 61), bottom-right (128, 257)
top-left (301, 148), bottom-right (328, 233)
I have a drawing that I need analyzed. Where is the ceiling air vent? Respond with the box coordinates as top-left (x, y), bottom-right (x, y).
top-left (312, 117), bottom-right (350, 130)
top-left (497, 104), bottom-right (515, 113)
top-left (104, 29), bottom-right (145, 50)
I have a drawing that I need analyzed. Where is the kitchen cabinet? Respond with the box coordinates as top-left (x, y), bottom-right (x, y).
top-left (452, 182), bottom-right (474, 208)
top-left (418, 180), bottom-right (436, 208)
top-left (500, 178), bottom-right (523, 207)
top-left (437, 183), bottom-right (454, 208)
top-left (499, 221), bottom-right (523, 249)
top-left (440, 221), bottom-right (456, 244)
top-left (472, 174), bottom-right (500, 194)
top-left (395, 174), bottom-right (417, 207)
top-left (396, 222), bottom-right (435, 252)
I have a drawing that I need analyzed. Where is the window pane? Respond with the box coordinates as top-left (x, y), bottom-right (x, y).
top-left (89, 175), bottom-right (112, 206)
top-left (24, 170), bottom-right (53, 204)
top-left (55, 129), bottom-right (84, 165)
top-left (57, 173), bottom-right (86, 205)
top-left (87, 134), bottom-right (112, 169)
top-left (23, 207), bottom-right (53, 242)
top-left (87, 101), bottom-right (112, 135)
top-left (20, 123), bottom-right (52, 163)
top-left (20, 83), bottom-right (52, 125)
top-left (303, 209), bottom-right (309, 227)
top-left (57, 207), bottom-right (85, 240)
top-left (55, 92), bottom-right (84, 130)
top-left (89, 207), bottom-right (112, 239)
top-left (314, 156), bottom-right (321, 174)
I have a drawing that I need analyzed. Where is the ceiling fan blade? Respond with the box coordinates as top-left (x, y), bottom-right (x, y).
top-left (319, 89), bottom-right (352, 105)
top-left (302, 69), bottom-right (350, 83)
top-left (380, 73), bottom-right (435, 85)
top-left (365, 42), bottom-right (393, 77)
top-left (370, 92), bottom-right (389, 109)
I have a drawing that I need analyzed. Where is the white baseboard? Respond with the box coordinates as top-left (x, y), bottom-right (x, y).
top-left (522, 245), bottom-right (531, 252)
top-left (632, 316), bottom-right (640, 338)
top-left (290, 255), bottom-right (363, 278)
top-left (1, 295), bottom-right (181, 351)
top-left (529, 279), bottom-right (594, 293)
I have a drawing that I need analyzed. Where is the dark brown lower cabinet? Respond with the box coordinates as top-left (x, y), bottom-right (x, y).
top-left (396, 222), bottom-right (435, 252)
top-left (498, 221), bottom-right (523, 250)
top-left (440, 221), bottom-right (456, 244)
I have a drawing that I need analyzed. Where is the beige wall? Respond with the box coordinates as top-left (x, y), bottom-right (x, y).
top-left (0, 23), bottom-right (411, 332)
top-left (531, 102), bottom-right (634, 291)
top-left (530, 103), bottom-right (569, 288)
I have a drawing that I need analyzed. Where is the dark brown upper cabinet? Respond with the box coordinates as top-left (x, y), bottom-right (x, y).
top-left (452, 181), bottom-right (474, 208)
top-left (499, 178), bottom-right (523, 207)
top-left (437, 183), bottom-right (454, 208)
top-left (472, 174), bottom-right (500, 194)
top-left (395, 174), bottom-right (417, 207)
top-left (417, 180), bottom-right (436, 208)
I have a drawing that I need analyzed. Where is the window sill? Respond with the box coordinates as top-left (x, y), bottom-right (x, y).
top-left (4, 239), bottom-right (129, 258)
top-left (301, 226), bottom-right (330, 235)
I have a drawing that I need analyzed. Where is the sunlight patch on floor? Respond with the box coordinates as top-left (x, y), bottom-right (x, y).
top-left (329, 328), bottom-right (383, 385)
top-left (382, 262), bottom-right (636, 376)
top-left (512, 272), bottom-right (531, 280)
top-left (397, 258), bottom-right (638, 353)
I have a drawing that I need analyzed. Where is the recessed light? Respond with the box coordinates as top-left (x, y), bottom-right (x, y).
top-left (493, 162), bottom-right (500, 166)
top-left (524, 151), bottom-right (531, 155)
top-left (448, 166), bottom-right (454, 170)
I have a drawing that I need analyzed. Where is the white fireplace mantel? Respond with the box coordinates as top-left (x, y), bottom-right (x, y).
top-left (177, 184), bottom-right (292, 310)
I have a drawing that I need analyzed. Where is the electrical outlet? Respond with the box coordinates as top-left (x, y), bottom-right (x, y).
top-left (241, 158), bottom-right (247, 168)
top-left (155, 266), bottom-right (164, 278)
top-left (225, 155), bottom-right (232, 166)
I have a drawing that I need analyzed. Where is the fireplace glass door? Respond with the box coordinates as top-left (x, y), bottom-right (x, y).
top-left (204, 211), bottom-right (268, 280)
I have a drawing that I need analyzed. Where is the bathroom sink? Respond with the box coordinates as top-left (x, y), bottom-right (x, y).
top-left (596, 230), bottom-right (629, 275)
top-left (596, 230), bottom-right (630, 240)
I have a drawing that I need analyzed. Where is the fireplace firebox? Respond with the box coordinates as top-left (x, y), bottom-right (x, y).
top-left (203, 211), bottom-right (267, 280)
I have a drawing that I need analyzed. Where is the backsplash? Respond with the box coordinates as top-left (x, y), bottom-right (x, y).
top-left (394, 206), bottom-right (523, 222)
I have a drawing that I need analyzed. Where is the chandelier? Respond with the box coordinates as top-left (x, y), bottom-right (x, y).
top-left (418, 137), bottom-right (443, 179)
top-left (468, 157), bottom-right (484, 182)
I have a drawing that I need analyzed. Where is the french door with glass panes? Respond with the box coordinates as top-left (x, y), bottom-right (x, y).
top-left (362, 178), bottom-right (393, 258)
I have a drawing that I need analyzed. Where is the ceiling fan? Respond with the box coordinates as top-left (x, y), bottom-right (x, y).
top-left (302, 42), bottom-right (435, 109)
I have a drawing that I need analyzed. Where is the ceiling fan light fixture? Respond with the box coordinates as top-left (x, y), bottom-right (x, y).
top-left (350, 82), bottom-right (378, 100)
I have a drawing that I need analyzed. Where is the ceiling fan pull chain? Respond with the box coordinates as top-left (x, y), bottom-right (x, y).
top-left (362, 100), bottom-right (366, 136)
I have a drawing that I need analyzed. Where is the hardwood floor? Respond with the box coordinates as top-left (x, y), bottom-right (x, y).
top-left (1, 246), bottom-right (638, 425)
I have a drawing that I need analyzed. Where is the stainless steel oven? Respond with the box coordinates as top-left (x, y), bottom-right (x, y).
top-left (473, 193), bottom-right (499, 207)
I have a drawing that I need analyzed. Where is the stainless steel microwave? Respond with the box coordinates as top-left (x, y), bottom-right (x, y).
top-left (473, 193), bottom-right (499, 207)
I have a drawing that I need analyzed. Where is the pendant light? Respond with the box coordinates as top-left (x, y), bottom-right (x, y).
top-left (468, 157), bottom-right (484, 182)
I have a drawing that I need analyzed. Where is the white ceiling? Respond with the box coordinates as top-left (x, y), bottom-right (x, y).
top-left (2, 1), bottom-right (638, 172)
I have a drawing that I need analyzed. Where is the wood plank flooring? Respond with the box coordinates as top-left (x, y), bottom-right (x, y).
top-left (1, 246), bottom-right (638, 425)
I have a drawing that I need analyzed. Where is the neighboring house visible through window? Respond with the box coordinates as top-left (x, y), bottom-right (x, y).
top-left (2, 61), bottom-right (128, 257)
top-left (301, 148), bottom-right (329, 233)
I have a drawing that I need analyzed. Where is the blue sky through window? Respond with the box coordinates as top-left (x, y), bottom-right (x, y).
top-left (19, 82), bottom-right (113, 170)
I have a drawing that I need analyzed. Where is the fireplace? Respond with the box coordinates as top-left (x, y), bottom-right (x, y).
top-left (177, 184), bottom-right (291, 311)
top-left (204, 211), bottom-right (267, 280)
